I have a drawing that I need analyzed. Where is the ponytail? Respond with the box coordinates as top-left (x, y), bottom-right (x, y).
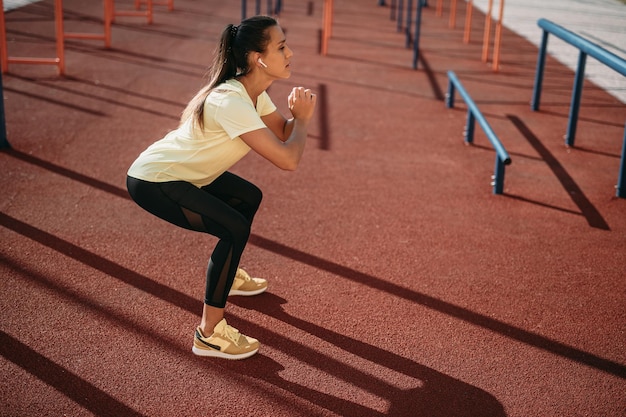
top-left (180, 16), bottom-right (278, 129)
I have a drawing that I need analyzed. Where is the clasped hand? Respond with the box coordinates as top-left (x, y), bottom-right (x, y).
top-left (288, 87), bottom-right (317, 122)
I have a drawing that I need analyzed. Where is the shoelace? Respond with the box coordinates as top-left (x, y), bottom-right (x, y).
top-left (236, 269), bottom-right (252, 282)
top-left (221, 323), bottom-right (244, 345)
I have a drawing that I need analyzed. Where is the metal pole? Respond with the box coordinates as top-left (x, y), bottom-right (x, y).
top-left (492, 0), bottom-right (504, 71)
top-left (412, 0), bottom-right (423, 69)
top-left (482, 0), bottom-right (493, 62)
top-left (617, 123), bottom-right (626, 198)
top-left (405, 0), bottom-right (413, 48)
top-left (531, 30), bottom-right (549, 111)
top-left (465, 110), bottom-right (475, 144)
top-left (0, 71), bottom-right (9, 149)
top-left (55, 0), bottom-right (65, 75)
top-left (565, 51), bottom-right (587, 147)
top-left (446, 77), bottom-right (455, 108)
top-left (463, 0), bottom-right (473, 44)
top-left (493, 157), bottom-right (505, 194)
top-left (241, 0), bottom-right (246, 20)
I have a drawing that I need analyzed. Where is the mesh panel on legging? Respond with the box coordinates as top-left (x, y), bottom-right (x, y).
top-left (126, 173), bottom-right (262, 309)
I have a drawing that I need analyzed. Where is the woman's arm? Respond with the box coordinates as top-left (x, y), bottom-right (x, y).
top-left (262, 111), bottom-right (295, 142)
top-left (240, 87), bottom-right (316, 171)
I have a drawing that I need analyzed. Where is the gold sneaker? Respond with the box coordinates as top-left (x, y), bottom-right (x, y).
top-left (192, 319), bottom-right (259, 360)
top-left (228, 268), bottom-right (268, 296)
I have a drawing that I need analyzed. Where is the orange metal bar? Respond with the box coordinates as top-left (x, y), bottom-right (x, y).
top-left (55, 0), bottom-right (64, 74)
top-left (64, 0), bottom-right (113, 48)
top-left (463, 0), bottom-right (473, 43)
top-left (112, 0), bottom-right (153, 24)
top-left (328, 0), bottom-right (334, 38)
top-left (481, 0), bottom-right (493, 62)
top-left (436, 0), bottom-right (443, 17)
top-left (136, 0), bottom-right (172, 11)
top-left (321, 0), bottom-right (333, 56)
top-left (0, 0), bottom-right (65, 74)
top-left (491, 0), bottom-right (504, 71)
top-left (449, 0), bottom-right (457, 29)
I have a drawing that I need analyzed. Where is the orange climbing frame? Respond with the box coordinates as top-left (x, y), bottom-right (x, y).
top-left (136, 0), bottom-right (173, 11)
top-left (0, 0), bottom-right (162, 74)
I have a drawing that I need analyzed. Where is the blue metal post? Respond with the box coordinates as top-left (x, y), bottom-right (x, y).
top-left (565, 51), bottom-right (587, 147)
top-left (397, 0), bottom-right (404, 33)
top-left (493, 157), bottom-right (506, 194)
top-left (531, 30), bottom-right (549, 111)
top-left (445, 79), bottom-right (455, 108)
top-left (617, 123), bottom-right (626, 198)
top-left (255, 0), bottom-right (261, 15)
top-left (412, 0), bottom-right (423, 69)
top-left (465, 111), bottom-right (475, 144)
top-left (241, 0), bottom-right (246, 20)
top-left (405, 0), bottom-right (413, 48)
top-left (0, 72), bottom-right (9, 149)
top-left (274, 0), bottom-right (282, 14)
top-left (390, 0), bottom-right (397, 20)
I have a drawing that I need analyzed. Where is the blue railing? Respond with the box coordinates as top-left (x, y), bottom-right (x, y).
top-left (241, 0), bottom-right (282, 20)
top-left (0, 72), bottom-right (8, 149)
top-left (446, 71), bottom-right (511, 195)
top-left (616, 125), bottom-right (626, 198)
top-left (531, 19), bottom-right (626, 144)
top-left (531, 18), bottom-right (626, 198)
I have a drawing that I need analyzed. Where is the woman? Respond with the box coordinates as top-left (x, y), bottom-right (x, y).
top-left (126, 15), bottom-right (317, 360)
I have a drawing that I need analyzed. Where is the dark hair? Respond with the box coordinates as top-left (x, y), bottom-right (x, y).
top-left (181, 15), bottom-right (278, 129)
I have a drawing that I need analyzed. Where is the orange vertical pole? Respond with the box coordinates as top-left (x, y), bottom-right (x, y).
top-left (436, 0), bottom-right (443, 17)
top-left (0, 0), bottom-right (65, 74)
top-left (328, 0), bottom-right (334, 38)
top-left (463, 0), bottom-right (473, 43)
top-left (63, 0), bottom-right (113, 49)
top-left (492, 0), bottom-right (504, 71)
top-left (104, 0), bottom-right (112, 48)
top-left (55, 0), bottom-right (65, 74)
top-left (137, 0), bottom-right (172, 11)
top-left (481, 0), bottom-right (493, 62)
top-left (449, 0), bottom-right (457, 28)
top-left (321, 0), bottom-right (330, 55)
top-left (113, 0), bottom-right (153, 24)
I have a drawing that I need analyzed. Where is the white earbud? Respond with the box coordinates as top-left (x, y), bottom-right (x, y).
top-left (258, 58), bottom-right (267, 68)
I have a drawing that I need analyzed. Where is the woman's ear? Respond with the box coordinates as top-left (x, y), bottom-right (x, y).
top-left (252, 52), bottom-right (266, 68)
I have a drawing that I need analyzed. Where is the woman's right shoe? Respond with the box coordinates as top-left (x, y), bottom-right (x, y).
top-left (192, 319), bottom-right (259, 360)
top-left (228, 268), bottom-right (268, 296)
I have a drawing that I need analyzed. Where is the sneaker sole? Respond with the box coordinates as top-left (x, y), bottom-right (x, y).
top-left (192, 345), bottom-right (258, 360)
top-left (228, 287), bottom-right (267, 296)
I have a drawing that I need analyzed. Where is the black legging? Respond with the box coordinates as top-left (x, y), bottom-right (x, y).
top-left (126, 172), bottom-right (262, 308)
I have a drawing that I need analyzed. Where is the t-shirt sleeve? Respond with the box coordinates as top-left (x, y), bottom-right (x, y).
top-left (217, 95), bottom-right (269, 139)
top-left (257, 91), bottom-right (277, 116)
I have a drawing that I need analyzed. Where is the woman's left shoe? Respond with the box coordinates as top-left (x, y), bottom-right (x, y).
top-left (228, 268), bottom-right (268, 296)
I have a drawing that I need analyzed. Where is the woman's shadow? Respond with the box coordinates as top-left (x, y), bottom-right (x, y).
top-left (215, 293), bottom-right (507, 417)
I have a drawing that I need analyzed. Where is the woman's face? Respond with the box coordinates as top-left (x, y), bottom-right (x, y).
top-left (259, 25), bottom-right (293, 79)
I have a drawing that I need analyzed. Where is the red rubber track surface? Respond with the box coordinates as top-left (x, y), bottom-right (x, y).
top-left (1, 1), bottom-right (624, 416)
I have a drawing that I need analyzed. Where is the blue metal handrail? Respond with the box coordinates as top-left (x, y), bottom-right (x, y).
top-left (0, 72), bottom-right (9, 149)
top-left (531, 18), bottom-right (626, 144)
top-left (446, 71), bottom-right (512, 195)
top-left (531, 18), bottom-right (626, 198)
top-left (619, 123), bottom-right (626, 198)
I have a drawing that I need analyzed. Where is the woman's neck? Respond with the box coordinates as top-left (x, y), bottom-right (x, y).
top-left (237, 74), bottom-right (272, 105)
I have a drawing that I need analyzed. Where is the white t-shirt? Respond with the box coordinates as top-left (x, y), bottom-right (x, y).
top-left (127, 79), bottom-right (277, 187)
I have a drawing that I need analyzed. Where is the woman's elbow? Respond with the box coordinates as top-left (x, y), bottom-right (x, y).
top-left (278, 159), bottom-right (299, 171)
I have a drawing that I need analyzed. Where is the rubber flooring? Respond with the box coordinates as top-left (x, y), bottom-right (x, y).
top-left (1, 0), bottom-right (625, 416)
